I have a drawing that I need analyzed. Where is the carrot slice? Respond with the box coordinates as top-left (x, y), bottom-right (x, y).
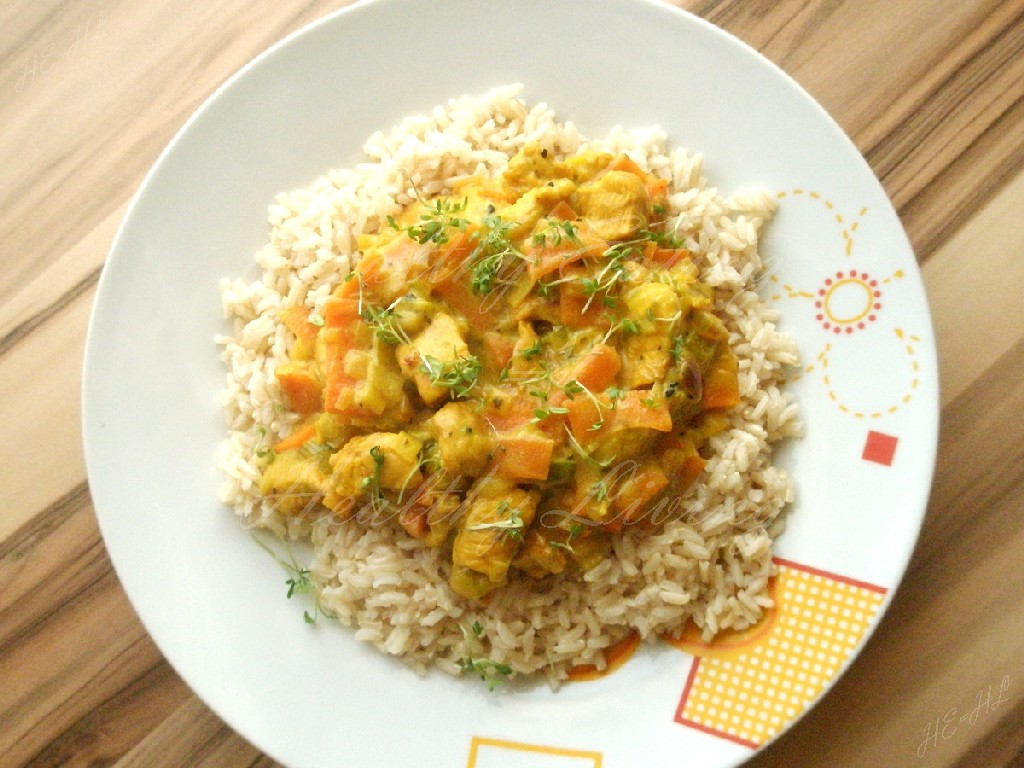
top-left (564, 396), bottom-right (608, 440)
top-left (526, 222), bottom-right (605, 281)
top-left (614, 391), bottom-right (673, 432)
top-left (336, 250), bottom-right (385, 300)
top-left (427, 230), bottom-right (502, 331)
top-left (271, 422), bottom-right (317, 453)
top-left (547, 201), bottom-right (578, 221)
top-left (551, 344), bottom-right (621, 405)
top-left (274, 364), bottom-right (322, 415)
top-left (482, 331), bottom-right (517, 374)
top-left (321, 296), bottom-right (375, 417)
top-left (278, 306), bottom-right (319, 344)
top-left (564, 389), bottom-right (672, 440)
top-left (703, 350), bottom-right (740, 409)
top-left (647, 247), bottom-right (692, 268)
top-left (490, 429), bottom-right (555, 481)
top-left (607, 154), bottom-right (646, 177)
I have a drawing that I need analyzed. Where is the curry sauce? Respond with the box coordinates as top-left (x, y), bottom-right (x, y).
top-left (260, 144), bottom-right (741, 601)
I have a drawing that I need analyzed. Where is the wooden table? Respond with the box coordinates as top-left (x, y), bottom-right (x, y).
top-left (2, 1), bottom-right (1022, 766)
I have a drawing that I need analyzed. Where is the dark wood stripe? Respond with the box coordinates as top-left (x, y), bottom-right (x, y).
top-left (0, 265), bottom-right (101, 361)
top-left (0, 481), bottom-right (91, 562)
top-left (901, 88), bottom-right (1024, 262)
top-left (868, 4), bottom-right (1024, 260)
top-left (22, 654), bottom-right (186, 768)
top-left (950, 691), bottom-right (1024, 768)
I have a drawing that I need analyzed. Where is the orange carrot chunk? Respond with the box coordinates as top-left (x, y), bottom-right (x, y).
top-left (271, 422), bottom-right (317, 453)
top-left (274, 364), bottom-right (322, 415)
top-left (490, 429), bottom-right (555, 481)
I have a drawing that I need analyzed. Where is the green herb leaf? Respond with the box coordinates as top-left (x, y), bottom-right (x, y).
top-left (422, 354), bottom-right (482, 398)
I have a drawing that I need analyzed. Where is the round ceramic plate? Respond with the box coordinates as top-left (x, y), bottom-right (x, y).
top-left (82, 0), bottom-right (938, 766)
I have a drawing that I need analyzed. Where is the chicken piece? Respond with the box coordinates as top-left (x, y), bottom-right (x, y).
top-left (575, 170), bottom-right (650, 241)
top-left (567, 531), bottom-right (612, 572)
top-left (494, 178), bottom-right (576, 240)
top-left (511, 529), bottom-right (568, 579)
top-left (397, 481), bottom-right (462, 547)
top-left (327, 431), bottom-right (424, 498)
top-left (501, 143), bottom-right (568, 193)
top-left (258, 451), bottom-right (329, 516)
top-left (397, 313), bottom-right (472, 405)
top-left (620, 282), bottom-right (682, 388)
top-left (449, 478), bottom-right (538, 599)
top-left (621, 334), bottom-right (673, 389)
top-left (624, 282), bottom-right (682, 333)
top-left (562, 151), bottom-right (614, 185)
top-left (428, 402), bottom-right (495, 478)
top-left (503, 320), bottom-right (546, 383)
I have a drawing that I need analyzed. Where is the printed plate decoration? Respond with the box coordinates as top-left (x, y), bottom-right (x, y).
top-left (467, 737), bottom-right (603, 768)
top-left (82, 1), bottom-right (938, 766)
top-left (670, 559), bottom-right (887, 748)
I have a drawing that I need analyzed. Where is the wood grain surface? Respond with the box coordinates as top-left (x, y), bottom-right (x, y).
top-left (2, 1), bottom-right (1022, 766)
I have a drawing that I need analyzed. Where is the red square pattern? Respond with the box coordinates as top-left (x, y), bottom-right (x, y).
top-left (862, 430), bottom-right (898, 466)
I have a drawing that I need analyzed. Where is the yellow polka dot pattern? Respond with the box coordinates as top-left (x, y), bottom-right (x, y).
top-left (675, 561), bottom-right (887, 747)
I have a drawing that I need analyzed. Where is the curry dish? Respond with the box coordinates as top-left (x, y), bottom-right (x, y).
top-left (259, 145), bottom-right (743, 601)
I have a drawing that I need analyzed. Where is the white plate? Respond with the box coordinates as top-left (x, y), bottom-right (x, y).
top-left (82, 1), bottom-right (938, 766)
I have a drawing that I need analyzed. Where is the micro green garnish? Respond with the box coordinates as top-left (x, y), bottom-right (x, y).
top-left (468, 213), bottom-right (523, 295)
top-left (548, 522), bottom-right (584, 554)
top-left (531, 218), bottom-right (580, 247)
top-left (520, 340), bottom-right (543, 359)
top-left (600, 316), bottom-right (640, 345)
top-left (251, 533), bottom-right (335, 624)
top-left (671, 334), bottom-right (686, 362)
top-left (254, 426), bottom-right (273, 459)
top-left (458, 656), bottom-right (514, 691)
top-left (581, 245), bottom-right (631, 312)
top-left (298, 439), bottom-right (335, 461)
top-left (361, 445), bottom-right (389, 515)
top-left (562, 379), bottom-right (585, 399)
top-left (564, 426), bottom-right (615, 469)
top-left (639, 227), bottom-right (686, 249)
top-left (422, 354), bottom-right (482, 398)
top-left (532, 405), bottom-right (569, 423)
top-left (458, 621), bottom-right (513, 691)
top-left (362, 298), bottom-right (413, 346)
top-left (465, 501), bottom-right (525, 543)
top-left (344, 271), bottom-right (371, 317)
top-left (591, 480), bottom-right (610, 502)
top-left (388, 197), bottom-right (469, 245)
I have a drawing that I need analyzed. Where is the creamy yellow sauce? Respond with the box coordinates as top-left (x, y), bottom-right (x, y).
top-left (261, 145), bottom-right (741, 601)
